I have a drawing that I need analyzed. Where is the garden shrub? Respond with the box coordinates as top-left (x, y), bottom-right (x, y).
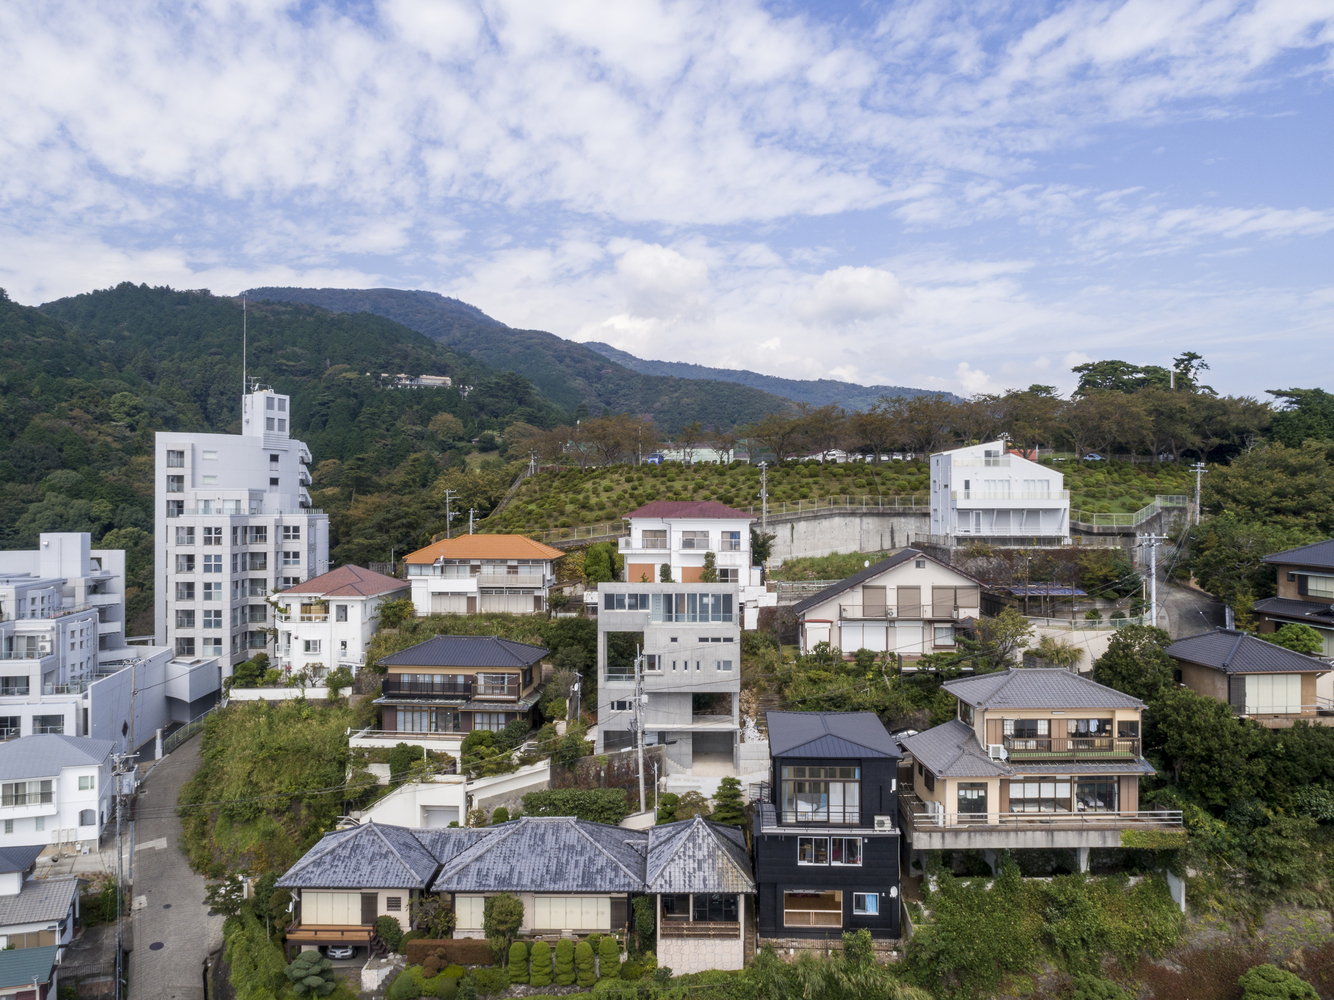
top-left (401, 931), bottom-right (424, 951)
top-left (1071, 974), bottom-right (1133, 1000)
top-left (482, 893), bottom-right (524, 959)
top-left (470, 967), bottom-right (510, 996)
top-left (632, 895), bottom-right (656, 952)
top-left (575, 940), bottom-right (597, 987)
top-left (598, 935), bottom-right (621, 979)
top-left (376, 914), bottom-right (405, 952)
top-left (1238, 963), bottom-right (1319, 999)
top-left (405, 939), bottom-right (495, 966)
top-left (555, 938), bottom-right (576, 986)
top-left (529, 940), bottom-right (553, 987)
top-left (387, 966), bottom-right (428, 1000)
top-left (507, 941), bottom-right (529, 984)
top-left (284, 950), bottom-right (337, 997)
top-left (520, 788), bottom-right (629, 825)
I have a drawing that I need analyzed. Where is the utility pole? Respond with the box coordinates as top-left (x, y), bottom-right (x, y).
top-left (1191, 461), bottom-right (1206, 525)
top-left (634, 645), bottom-right (646, 815)
top-left (112, 750), bottom-right (137, 1000)
top-left (468, 508), bottom-right (477, 535)
top-left (1140, 534), bottom-right (1167, 628)
top-left (529, 450), bottom-right (538, 477)
top-left (758, 461), bottom-right (769, 578)
top-left (443, 489), bottom-right (458, 539)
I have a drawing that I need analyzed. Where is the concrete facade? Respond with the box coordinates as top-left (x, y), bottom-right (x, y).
top-left (0, 532), bottom-right (127, 651)
top-left (274, 567), bottom-right (408, 678)
top-left (930, 441), bottom-right (1069, 540)
top-left (765, 508), bottom-right (928, 564)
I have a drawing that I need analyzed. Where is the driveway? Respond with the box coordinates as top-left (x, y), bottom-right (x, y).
top-left (128, 738), bottom-right (225, 1000)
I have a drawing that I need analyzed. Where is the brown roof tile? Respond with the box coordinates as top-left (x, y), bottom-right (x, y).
top-left (279, 565), bottom-right (408, 598)
top-left (403, 535), bottom-right (564, 564)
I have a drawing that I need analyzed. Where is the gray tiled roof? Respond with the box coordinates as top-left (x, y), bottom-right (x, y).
top-left (0, 847), bottom-right (41, 875)
top-left (0, 735), bottom-right (114, 782)
top-left (430, 817), bottom-right (649, 894)
top-left (766, 711), bottom-right (901, 759)
top-left (275, 821), bottom-right (441, 889)
top-left (0, 876), bottom-right (79, 929)
top-left (792, 549), bottom-right (982, 616)
top-left (378, 635), bottom-right (548, 669)
top-left (646, 818), bottom-right (755, 894)
top-left (899, 720), bottom-right (1006, 778)
top-left (1167, 628), bottom-right (1330, 675)
top-left (0, 945), bottom-right (57, 989)
top-left (1254, 597), bottom-right (1334, 623)
top-left (1263, 539), bottom-right (1334, 570)
top-left (944, 669), bottom-right (1144, 710)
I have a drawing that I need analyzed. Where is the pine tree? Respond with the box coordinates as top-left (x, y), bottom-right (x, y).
top-left (711, 776), bottom-right (746, 826)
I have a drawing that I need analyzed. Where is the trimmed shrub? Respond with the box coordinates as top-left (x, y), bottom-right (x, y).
top-left (490, 806), bottom-right (510, 824)
top-left (387, 966), bottom-right (427, 1000)
top-left (376, 914), bottom-right (405, 953)
top-left (598, 935), bottom-right (621, 979)
top-left (470, 967), bottom-right (510, 996)
top-left (554, 938), bottom-right (576, 986)
top-left (529, 941), bottom-right (553, 988)
top-left (284, 950), bottom-right (336, 997)
top-left (507, 941), bottom-right (529, 984)
top-left (575, 940), bottom-right (597, 987)
top-left (433, 976), bottom-right (459, 1000)
top-left (521, 788), bottom-right (629, 825)
top-left (401, 931), bottom-right (424, 951)
top-left (405, 939), bottom-right (496, 966)
top-left (1238, 964), bottom-right (1318, 999)
top-left (632, 895), bottom-right (656, 952)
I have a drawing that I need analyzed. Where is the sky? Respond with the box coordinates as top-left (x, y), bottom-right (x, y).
top-left (1, 0), bottom-right (1332, 399)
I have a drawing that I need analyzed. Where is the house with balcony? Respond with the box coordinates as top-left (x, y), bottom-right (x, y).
top-left (897, 669), bottom-right (1181, 874)
top-left (929, 441), bottom-right (1069, 543)
top-left (791, 549), bottom-right (982, 657)
top-left (373, 636), bottom-right (547, 752)
top-left (0, 735), bottom-right (115, 852)
top-left (753, 712), bottom-right (902, 941)
top-left (274, 565), bottom-right (408, 678)
top-left (404, 536), bottom-right (563, 616)
top-left (1166, 628), bottom-right (1331, 727)
top-left (620, 501), bottom-right (760, 589)
top-left (1255, 538), bottom-right (1334, 659)
top-left (0, 845), bottom-right (80, 952)
top-left (595, 583), bottom-right (739, 774)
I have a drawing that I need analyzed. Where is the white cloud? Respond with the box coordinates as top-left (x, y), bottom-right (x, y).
top-left (795, 266), bottom-right (904, 325)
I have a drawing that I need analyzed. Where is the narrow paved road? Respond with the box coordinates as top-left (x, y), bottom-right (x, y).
top-left (129, 738), bottom-right (224, 1000)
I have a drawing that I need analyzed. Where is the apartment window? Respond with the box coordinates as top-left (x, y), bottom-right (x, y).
top-left (283, 526), bottom-right (301, 540)
top-left (248, 606), bottom-right (266, 623)
top-left (478, 673), bottom-right (510, 696)
top-left (202, 475), bottom-right (218, 485)
top-left (721, 531), bottom-right (741, 552)
top-left (79, 809), bottom-right (95, 827)
top-left (853, 893), bottom-right (878, 916)
top-left (203, 527), bottom-right (222, 545)
top-left (175, 527), bottom-right (195, 545)
top-left (718, 568), bottom-right (739, 583)
top-left (641, 530), bottom-right (667, 548)
top-left (610, 700), bottom-right (632, 711)
top-left (247, 553), bottom-right (267, 571)
top-left (166, 500), bottom-right (184, 517)
top-left (176, 582), bottom-right (195, 601)
top-left (176, 638), bottom-right (195, 657)
top-left (832, 837), bottom-right (862, 865)
top-left (934, 626), bottom-right (956, 647)
top-left (0, 718), bottom-right (19, 740)
top-left (248, 580), bottom-right (267, 597)
top-left (270, 454), bottom-right (279, 469)
top-left (303, 640), bottom-right (321, 654)
top-left (203, 582), bottom-right (222, 602)
top-left (1, 780), bottom-right (53, 806)
top-left (231, 553), bottom-right (239, 573)
top-left (681, 531), bottom-right (709, 549)
top-left (717, 660), bottom-right (733, 672)
top-left (204, 555), bottom-right (223, 573)
top-left (1003, 719), bottom-right (1048, 738)
top-left (203, 610), bottom-right (223, 629)
top-left (645, 654), bottom-right (661, 672)
top-left (202, 450), bottom-right (217, 460)
top-left (0, 677), bottom-right (28, 697)
top-left (335, 605), bottom-right (347, 622)
top-left (650, 592), bottom-right (733, 623)
top-left (1118, 720), bottom-right (1140, 738)
top-left (277, 419), bottom-right (286, 432)
top-left (269, 477), bottom-right (279, 488)
top-left (340, 640), bottom-right (348, 654)
top-left (781, 766), bottom-right (861, 823)
top-left (266, 397), bottom-right (275, 410)
top-left (175, 554), bottom-right (195, 573)
top-left (266, 417), bottom-right (276, 431)
top-left (798, 837), bottom-right (828, 865)
top-left (79, 775), bottom-right (95, 791)
top-left (34, 712), bottom-right (64, 735)
top-left (246, 526), bottom-right (268, 544)
top-left (386, 897), bottom-right (401, 912)
top-left (1076, 779), bottom-right (1118, 813)
top-left (284, 551), bottom-right (300, 567)
top-left (473, 713), bottom-right (505, 732)
top-left (166, 450), bottom-right (185, 468)
top-left (176, 610), bottom-right (196, 628)
top-left (282, 577), bottom-right (300, 588)
top-left (959, 702), bottom-right (974, 726)
top-left (2, 821), bottom-right (10, 835)
top-left (915, 559), bottom-right (926, 568)
top-left (166, 475), bottom-right (184, 493)
top-left (202, 638), bottom-right (223, 656)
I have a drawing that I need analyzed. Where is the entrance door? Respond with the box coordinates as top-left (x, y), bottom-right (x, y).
top-left (361, 893), bottom-right (379, 926)
top-left (957, 782), bottom-right (987, 821)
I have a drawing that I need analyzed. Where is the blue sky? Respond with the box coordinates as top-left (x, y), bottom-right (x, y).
top-left (1, 0), bottom-right (1331, 398)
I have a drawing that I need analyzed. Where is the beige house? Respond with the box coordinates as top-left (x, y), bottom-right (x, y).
top-left (898, 669), bottom-right (1183, 872)
top-left (1255, 538), bottom-right (1334, 658)
top-left (791, 548), bottom-right (982, 657)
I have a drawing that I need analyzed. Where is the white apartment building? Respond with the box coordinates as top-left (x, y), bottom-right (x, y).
top-left (155, 384), bottom-right (329, 669)
top-left (404, 536), bottom-right (563, 616)
top-left (930, 441), bottom-right (1069, 541)
top-left (619, 501), bottom-right (761, 588)
top-left (274, 565), bottom-right (408, 678)
top-left (0, 735), bottom-right (115, 851)
top-left (596, 582), bottom-right (740, 776)
top-left (0, 533), bottom-right (126, 652)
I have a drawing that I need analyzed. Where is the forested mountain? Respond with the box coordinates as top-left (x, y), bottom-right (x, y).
top-left (246, 286), bottom-right (797, 430)
top-left (583, 341), bottom-right (953, 410)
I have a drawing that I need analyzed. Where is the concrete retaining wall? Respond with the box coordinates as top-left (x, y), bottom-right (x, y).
top-left (766, 510), bottom-right (929, 563)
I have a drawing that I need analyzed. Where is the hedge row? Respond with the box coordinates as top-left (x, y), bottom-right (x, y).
top-left (405, 938), bottom-right (496, 966)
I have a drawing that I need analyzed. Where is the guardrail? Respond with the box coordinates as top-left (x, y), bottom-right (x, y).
top-left (163, 704), bottom-right (220, 755)
top-left (1028, 615), bottom-right (1148, 630)
top-left (748, 495), bottom-right (927, 518)
top-left (528, 522), bottom-right (629, 544)
top-left (1070, 496), bottom-right (1188, 529)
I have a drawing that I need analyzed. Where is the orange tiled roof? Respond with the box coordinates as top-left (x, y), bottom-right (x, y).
top-left (403, 534), bottom-right (565, 564)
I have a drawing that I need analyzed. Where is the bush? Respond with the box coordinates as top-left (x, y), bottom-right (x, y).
top-left (405, 939), bottom-right (495, 966)
top-left (470, 967), bottom-right (511, 996)
top-left (388, 967), bottom-right (429, 1000)
top-left (710, 777), bottom-right (745, 825)
top-left (1238, 964), bottom-right (1318, 999)
top-left (554, 938), bottom-right (576, 986)
top-left (521, 788), bottom-right (629, 825)
top-left (376, 915), bottom-right (405, 953)
top-left (529, 941), bottom-right (553, 987)
top-left (655, 793), bottom-right (679, 825)
top-left (490, 806), bottom-right (510, 824)
top-left (482, 893), bottom-right (524, 958)
top-left (632, 895), bottom-right (656, 952)
top-left (507, 941), bottom-right (529, 984)
top-left (285, 948), bottom-right (337, 997)
top-left (621, 959), bottom-right (645, 981)
top-left (575, 940), bottom-right (597, 987)
top-left (1071, 974), bottom-right (1132, 1000)
top-left (598, 935), bottom-right (621, 979)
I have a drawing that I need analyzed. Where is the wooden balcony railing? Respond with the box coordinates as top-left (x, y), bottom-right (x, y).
top-left (783, 909), bottom-right (842, 928)
top-left (1001, 735), bottom-right (1141, 759)
top-left (659, 921), bottom-right (741, 939)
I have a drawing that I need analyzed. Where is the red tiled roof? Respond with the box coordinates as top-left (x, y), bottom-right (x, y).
top-left (280, 565), bottom-right (408, 599)
top-left (624, 500), bottom-right (754, 521)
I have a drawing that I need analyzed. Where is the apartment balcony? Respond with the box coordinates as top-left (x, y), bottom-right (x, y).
top-left (382, 677), bottom-right (474, 699)
top-left (999, 735), bottom-right (1141, 760)
top-left (275, 610), bottom-right (329, 623)
top-left (476, 572), bottom-right (547, 588)
top-left (950, 457), bottom-right (1011, 467)
top-left (298, 467), bottom-right (313, 487)
top-left (838, 604), bottom-right (972, 620)
top-left (952, 490), bottom-right (1069, 501)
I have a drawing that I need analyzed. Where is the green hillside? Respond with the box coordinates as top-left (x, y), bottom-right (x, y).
top-left (245, 286), bottom-right (797, 431)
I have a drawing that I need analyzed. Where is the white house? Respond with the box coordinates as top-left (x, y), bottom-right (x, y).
top-left (930, 441), bottom-right (1069, 541)
top-left (0, 736), bottom-right (115, 852)
top-left (274, 565), bottom-right (408, 678)
top-left (0, 845), bottom-right (79, 952)
top-left (619, 501), bottom-right (760, 588)
top-left (403, 536), bottom-right (563, 616)
top-left (155, 382), bottom-right (329, 669)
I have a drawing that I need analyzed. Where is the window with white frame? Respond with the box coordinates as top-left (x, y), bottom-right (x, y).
top-left (283, 526), bottom-right (301, 541)
top-left (284, 551), bottom-right (300, 566)
top-left (203, 637), bottom-right (223, 656)
top-left (203, 610), bottom-right (223, 629)
top-left (472, 713), bottom-right (505, 732)
top-left (203, 526), bottom-right (222, 545)
top-left (175, 527), bottom-right (195, 545)
top-left (717, 659), bottom-right (733, 672)
top-left (335, 605), bottom-right (347, 622)
top-left (304, 640), bottom-right (321, 654)
top-left (78, 775), bottom-right (95, 791)
top-left (203, 582), bottom-right (222, 601)
top-left (681, 531), bottom-right (709, 549)
top-left (166, 450), bottom-right (185, 467)
top-left (204, 555), bottom-right (223, 573)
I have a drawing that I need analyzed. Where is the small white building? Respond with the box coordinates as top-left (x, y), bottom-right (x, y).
top-left (619, 501), bottom-right (760, 589)
top-left (930, 441), bottom-right (1069, 541)
top-left (274, 566), bottom-right (408, 678)
top-left (0, 735), bottom-right (115, 852)
top-left (0, 846), bottom-right (79, 951)
top-left (404, 536), bottom-right (563, 616)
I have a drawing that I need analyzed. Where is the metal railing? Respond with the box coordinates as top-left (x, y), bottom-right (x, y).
top-left (1070, 495), bottom-right (1188, 529)
top-left (381, 678), bottom-right (476, 698)
top-left (953, 490), bottom-right (1069, 501)
top-left (164, 705), bottom-right (219, 755)
top-left (745, 495), bottom-right (927, 518)
top-left (950, 457), bottom-right (1011, 468)
top-left (772, 580), bottom-right (842, 600)
top-left (1027, 615), bottom-right (1148, 630)
top-left (901, 791), bottom-right (1182, 830)
top-left (529, 522), bottom-right (630, 543)
top-left (1000, 735), bottom-right (1141, 759)
top-left (780, 807), bottom-right (862, 824)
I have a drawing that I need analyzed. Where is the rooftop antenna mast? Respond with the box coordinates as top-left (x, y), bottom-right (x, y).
top-left (242, 293), bottom-right (247, 397)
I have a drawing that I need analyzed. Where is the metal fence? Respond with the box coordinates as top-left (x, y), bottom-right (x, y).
top-left (748, 495), bottom-right (927, 518)
top-left (528, 521), bottom-right (630, 544)
top-left (1070, 495), bottom-right (1189, 529)
top-left (163, 704), bottom-right (220, 755)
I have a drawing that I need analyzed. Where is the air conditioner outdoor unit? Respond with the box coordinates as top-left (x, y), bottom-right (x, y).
top-left (873, 815), bottom-right (893, 831)
top-left (987, 744), bottom-right (1009, 761)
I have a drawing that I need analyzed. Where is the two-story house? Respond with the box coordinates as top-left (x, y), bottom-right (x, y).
top-left (595, 583), bottom-right (739, 775)
top-left (404, 536), bottom-right (564, 616)
top-left (754, 712), bottom-right (902, 941)
top-left (374, 636), bottom-right (547, 752)
top-left (274, 565), bottom-right (408, 678)
top-left (1166, 628), bottom-right (1330, 727)
top-left (791, 549), bottom-right (982, 657)
top-left (620, 501), bottom-right (760, 589)
top-left (0, 735), bottom-right (115, 852)
top-left (897, 670), bottom-right (1182, 874)
top-left (1255, 539), bottom-right (1334, 659)
top-left (0, 846), bottom-right (79, 952)
top-left (930, 441), bottom-right (1069, 542)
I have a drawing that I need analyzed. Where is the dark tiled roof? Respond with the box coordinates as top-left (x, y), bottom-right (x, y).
top-left (766, 712), bottom-right (901, 759)
top-left (646, 817), bottom-right (755, 894)
top-left (0, 876), bottom-right (79, 928)
top-left (1166, 628), bottom-right (1329, 675)
top-left (275, 821), bottom-right (442, 889)
top-left (377, 635), bottom-right (548, 669)
top-left (1262, 539), bottom-right (1334, 570)
top-left (430, 817), bottom-right (649, 894)
top-left (899, 720), bottom-right (1006, 778)
top-left (279, 565), bottom-right (408, 598)
top-left (625, 501), bottom-right (754, 521)
top-left (1254, 597), bottom-right (1334, 623)
top-left (791, 549), bottom-right (983, 616)
top-left (0, 945), bottom-right (57, 989)
top-left (944, 669), bottom-right (1144, 710)
top-left (0, 846), bottom-right (41, 875)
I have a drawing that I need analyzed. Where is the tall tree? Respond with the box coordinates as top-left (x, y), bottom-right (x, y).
top-left (746, 413), bottom-right (802, 464)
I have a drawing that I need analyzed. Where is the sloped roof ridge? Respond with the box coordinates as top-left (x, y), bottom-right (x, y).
top-left (1221, 632), bottom-right (1246, 670)
top-left (566, 816), bottom-right (647, 887)
top-left (286, 825), bottom-right (361, 876)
